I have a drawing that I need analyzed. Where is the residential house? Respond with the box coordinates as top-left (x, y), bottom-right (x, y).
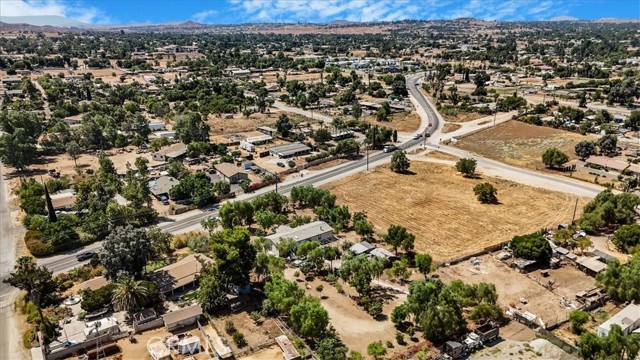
top-left (49, 191), bottom-right (76, 211)
top-left (214, 163), bottom-right (249, 184)
top-left (148, 122), bottom-right (167, 131)
top-left (152, 142), bottom-right (187, 162)
top-left (267, 221), bottom-right (334, 256)
top-left (148, 254), bottom-right (213, 294)
top-left (149, 176), bottom-right (178, 200)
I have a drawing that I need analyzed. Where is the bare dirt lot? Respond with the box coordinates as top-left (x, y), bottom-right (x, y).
top-left (237, 345), bottom-right (285, 360)
top-left (438, 254), bottom-right (597, 327)
top-left (441, 123), bottom-right (462, 133)
top-left (362, 111), bottom-right (421, 133)
top-left (321, 161), bottom-right (589, 262)
top-left (208, 110), bottom-right (318, 135)
top-left (455, 120), bottom-right (597, 171)
top-left (284, 268), bottom-right (406, 355)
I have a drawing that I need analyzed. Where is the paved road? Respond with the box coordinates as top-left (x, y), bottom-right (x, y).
top-left (406, 73), bottom-right (603, 198)
top-left (0, 163), bottom-right (28, 360)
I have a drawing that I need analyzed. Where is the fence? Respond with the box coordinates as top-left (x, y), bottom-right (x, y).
top-left (537, 328), bottom-right (580, 357)
top-left (436, 241), bottom-right (510, 267)
top-left (133, 317), bottom-right (164, 334)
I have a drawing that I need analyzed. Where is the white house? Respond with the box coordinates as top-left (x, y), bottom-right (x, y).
top-left (598, 303), bottom-right (640, 337)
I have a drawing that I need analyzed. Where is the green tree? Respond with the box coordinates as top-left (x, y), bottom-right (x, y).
top-left (3, 257), bottom-right (57, 333)
top-left (542, 147), bottom-right (569, 168)
top-left (575, 140), bottom-right (596, 160)
top-left (456, 158), bottom-right (477, 177)
top-left (196, 263), bottom-right (230, 312)
top-left (598, 134), bottom-right (618, 156)
top-left (611, 224), bottom-right (640, 254)
top-left (578, 325), bottom-right (640, 360)
top-left (415, 253), bottom-right (433, 279)
top-left (111, 277), bottom-right (149, 313)
top-left (473, 182), bottom-right (498, 204)
top-left (597, 254), bottom-right (640, 302)
top-left (210, 228), bottom-right (256, 287)
top-left (354, 219), bottom-right (374, 239)
top-left (290, 297), bottom-right (329, 339)
top-left (335, 138), bottom-right (360, 156)
top-left (186, 141), bottom-right (210, 157)
top-left (352, 101), bottom-right (362, 121)
top-left (383, 225), bottom-right (415, 255)
top-left (66, 141), bottom-right (81, 168)
top-left (316, 336), bottom-right (348, 360)
top-left (174, 112), bottom-right (210, 144)
top-left (0, 128), bottom-right (38, 170)
top-left (17, 178), bottom-right (45, 216)
top-left (276, 114), bottom-right (293, 137)
top-left (569, 310), bottom-right (590, 334)
top-left (390, 150), bottom-right (410, 173)
top-left (313, 128), bottom-right (332, 144)
top-left (510, 232), bottom-right (553, 263)
top-left (624, 110), bottom-right (640, 131)
top-left (367, 341), bottom-right (387, 360)
top-left (99, 225), bottom-right (153, 279)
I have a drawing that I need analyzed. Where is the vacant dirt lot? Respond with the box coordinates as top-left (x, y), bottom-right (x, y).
top-left (322, 161), bottom-right (589, 262)
top-left (208, 110), bottom-right (318, 135)
top-left (238, 345), bottom-right (285, 360)
top-left (438, 254), bottom-right (596, 327)
top-left (284, 268), bottom-right (405, 355)
top-left (455, 121), bottom-right (597, 170)
top-left (362, 111), bottom-right (421, 133)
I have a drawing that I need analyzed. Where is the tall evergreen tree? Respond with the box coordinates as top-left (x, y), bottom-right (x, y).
top-left (44, 184), bottom-right (57, 223)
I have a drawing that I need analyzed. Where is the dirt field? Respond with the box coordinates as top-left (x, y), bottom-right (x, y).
top-left (237, 345), bottom-right (285, 360)
top-left (208, 110), bottom-right (318, 135)
top-left (210, 311), bottom-right (282, 354)
top-left (471, 338), bottom-right (579, 360)
top-left (455, 120), bottom-right (597, 171)
top-left (118, 325), bottom-right (211, 360)
top-left (362, 111), bottom-right (421, 133)
top-left (441, 123), bottom-right (462, 133)
top-left (321, 161), bottom-right (589, 262)
top-left (284, 268), bottom-right (405, 355)
top-left (438, 254), bottom-right (597, 326)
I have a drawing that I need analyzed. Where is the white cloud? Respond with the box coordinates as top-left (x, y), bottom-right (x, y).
top-left (2, 0), bottom-right (111, 23)
top-left (191, 9), bottom-right (217, 23)
top-left (550, 15), bottom-right (579, 21)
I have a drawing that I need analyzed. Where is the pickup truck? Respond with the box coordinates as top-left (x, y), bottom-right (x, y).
top-left (442, 322), bottom-right (499, 359)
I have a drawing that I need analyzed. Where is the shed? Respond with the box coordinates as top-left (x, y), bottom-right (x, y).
top-left (176, 336), bottom-right (201, 354)
top-left (576, 256), bottom-right (607, 277)
top-left (148, 341), bottom-right (171, 360)
top-left (269, 142), bottom-right (311, 158)
top-left (275, 335), bottom-right (301, 360)
top-left (512, 258), bottom-right (537, 273)
top-left (593, 249), bottom-right (616, 264)
top-left (214, 163), bottom-right (249, 184)
top-left (369, 247), bottom-right (398, 261)
top-left (162, 304), bottom-right (203, 331)
top-left (350, 241), bottom-right (375, 255)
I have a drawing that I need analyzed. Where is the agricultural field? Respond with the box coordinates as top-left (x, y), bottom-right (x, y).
top-left (455, 120), bottom-right (597, 171)
top-left (322, 161), bottom-right (589, 262)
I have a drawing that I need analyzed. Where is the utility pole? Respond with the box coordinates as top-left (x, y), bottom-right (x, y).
top-left (571, 198), bottom-right (579, 224)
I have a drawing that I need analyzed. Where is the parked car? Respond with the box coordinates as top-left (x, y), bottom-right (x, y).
top-left (76, 251), bottom-right (96, 261)
top-left (413, 133), bottom-right (423, 140)
top-left (277, 162), bottom-right (285, 167)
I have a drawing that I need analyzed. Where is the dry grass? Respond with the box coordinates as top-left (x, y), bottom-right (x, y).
top-left (322, 161), bottom-right (588, 262)
top-left (423, 150), bottom-right (460, 162)
top-left (208, 110), bottom-right (318, 135)
top-left (455, 120), bottom-right (597, 171)
top-left (442, 123), bottom-right (462, 133)
top-left (362, 111), bottom-right (421, 133)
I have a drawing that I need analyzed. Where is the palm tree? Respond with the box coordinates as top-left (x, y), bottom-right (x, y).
top-left (111, 277), bottom-right (149, 313)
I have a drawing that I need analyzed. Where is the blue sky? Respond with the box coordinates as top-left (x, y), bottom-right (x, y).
top-left (3, 0), bottom-right (639, 24)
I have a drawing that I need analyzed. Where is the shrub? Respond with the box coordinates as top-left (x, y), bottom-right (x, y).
top-left (25, 231), bottom-right (53, 257)
top-left (305, 152), bottom-right (331, 163)
top-left (22, 329), bottom-right (35, 349)
top-left (395, 331), bottom-right (405, 345)
top-left (334, 283), bottom-right (344, 294)
top-left (232, 331), bottom-right (247, 348)
top-left (569, 310), bottom-right (590, 334)
top-left (81, 283), bottom-right (116, 313)
top-left (316, 284), bottom-right (324, 292)
top-left (225, 320), bottom-right (236, 334)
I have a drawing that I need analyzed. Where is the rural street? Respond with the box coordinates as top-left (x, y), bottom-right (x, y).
top-left (405, 73), bottom-right (603, 198)
top-left (0, 163), bottom-right (29, 360)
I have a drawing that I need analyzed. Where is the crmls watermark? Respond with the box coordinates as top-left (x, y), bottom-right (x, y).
top-left (146, 335), bottom-right (204, 355)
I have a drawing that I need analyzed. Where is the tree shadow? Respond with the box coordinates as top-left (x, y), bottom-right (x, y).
top-left (4, 167), bottom-right (49, 180)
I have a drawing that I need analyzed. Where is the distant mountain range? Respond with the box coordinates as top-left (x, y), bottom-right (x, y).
top-left (0, 15), bottom-right (638, 33)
